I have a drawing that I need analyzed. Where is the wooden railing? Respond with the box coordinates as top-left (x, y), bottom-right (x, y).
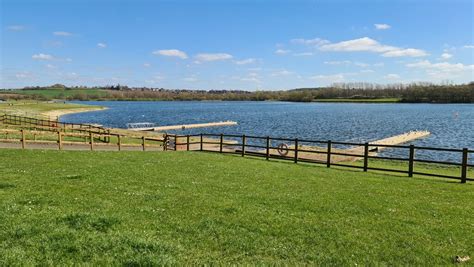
top-left (176, 133), bottom-right (473, 184)
top-left (1, 115), bottom-right (472, 183)
top-left (0, 113), bottom-right (111, 142)
top-left (0, 129), bottom-right (165, 151)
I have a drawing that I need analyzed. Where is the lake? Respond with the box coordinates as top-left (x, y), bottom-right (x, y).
top-left (63, 101), bottom-right (474, 162)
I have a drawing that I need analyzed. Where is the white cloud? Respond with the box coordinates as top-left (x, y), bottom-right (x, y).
top-left (382, 48), bottom-right (428, 57)
top-left (275, 49), bottom-right (291, 55)
top-left (234, 58), bottom-right (256, 65)
top-left (384, 74), bottom-right (401, 80)
top-left (406, 60), bottom-right (474, 80)
top-left (152, 49), bottom-right (188, 59)
top-left (309, 74), bottom-right (345, 83)
top-left (291, 38), bottom-right (330, 46)
top-left (320, 37), bottom-right (393, 52)
top-left (32, 53), bottom-right (54, 61)
top-left (53, 31), bottom-right (73, 36)
top-left (97, 43), bottom-right (107, 48)
top-left (319, 37), bottom-right (428, 57)
top-left (271, 70), bottom-right (293, 76)
top-left (145, 75), bottom-right (165, 84)
top-left (463, 45), bottom-right (474, 49)
top-left (143, 63), bottom-right (151, 67)
top-left (15, 72), bottom-right (34, 79)
top-left (7, 25), bottom-right (25, 31)
top-left (374, 24), bottom-right (391, 30)
top-left (406, 60), bottom-right (473, 73)
top-left (184, 77), bottom-right (198, 82)
top-left (324, 60), bottom-right (351, 65)
top-left (293, 52), bottom-right (313, 56)
top-left (360, 69), bottom-right (375, 73)
top-left (45, 64), bottom-right (56, 69)
top-left (440, 53), bottom-right (452, 60)
top-left (354, 62), bottom-right (369, 67)
top-left (195, 53), bottom-right (233, 62)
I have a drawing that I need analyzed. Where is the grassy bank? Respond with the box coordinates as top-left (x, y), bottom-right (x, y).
top-left (0, 100), bottom-right (104, 119)
top-left (0, 149), bottom-right (472, 265)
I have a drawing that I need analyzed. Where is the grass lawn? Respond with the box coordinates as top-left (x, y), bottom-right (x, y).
top-left (0, 149), bottom-right (473, 265)
top-left (0, 101), bottom-right (103, 119)
top-left (1, 89), bottom-right (108, 99)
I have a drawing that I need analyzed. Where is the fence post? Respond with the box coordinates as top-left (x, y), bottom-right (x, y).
top-left (200, 134), bottom-right (203, 151)
top-left (220, 134), bottom-right (223, 153)
top-left (21, 130), bottom-right (25, 149)
top-left (186, 135), bottom-right (190, 151)
top-left (363, 142), bottom-right (369, 172)
top-left (90, 132), bottom-right (94, 151)
top-left (142, 136), bottom-right (146, 151)
top-left (461, 148), bottom-right (468, 183)
top-left (117, 135), bottom-right (121, 151)
top-left (241, 135), bottom-right (246, 157)
top-left (326, 140), bottom-right (332, 168)
top-left (408, 145), bottom-right (415, 177)
top-left (266, 136), bottom-right (270, 160)
top-left (58, 131), bottom-right (62, 150)
top-left (294, 138), bottom-right (298, 163)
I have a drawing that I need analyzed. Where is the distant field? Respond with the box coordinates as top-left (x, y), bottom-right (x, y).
top-left (314, 98), bottom-right (401, 103)
top-left (0, 149), bottom-right (472, 265)
top-left (2, 89), bottom-right (109, 98)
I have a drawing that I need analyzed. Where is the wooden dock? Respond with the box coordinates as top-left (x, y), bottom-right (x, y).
top-left (130, 121), bottom-right (238, 131)
top-left (348, 130), bottom-right (431, 155)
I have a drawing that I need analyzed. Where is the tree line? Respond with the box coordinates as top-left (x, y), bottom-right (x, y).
top-left (1, 82), bottom-right (473, 103)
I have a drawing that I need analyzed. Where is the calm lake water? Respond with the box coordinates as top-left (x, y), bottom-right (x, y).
top-left (64, 101), bottom-right (474, 162)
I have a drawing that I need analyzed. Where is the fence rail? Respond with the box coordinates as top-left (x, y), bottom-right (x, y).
top-left (189, 133), bottom-right (473, 183)
top-left (1, 114), bottom-right (472, 184)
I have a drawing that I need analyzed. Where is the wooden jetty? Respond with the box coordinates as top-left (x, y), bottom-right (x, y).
top-left (349, 130), bottom-right (431, 154)
top-left (129, 121), bottom-right (238, 131)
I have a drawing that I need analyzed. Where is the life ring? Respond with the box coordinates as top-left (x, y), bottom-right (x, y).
top-left (277, 143), bottom-right (289, 156)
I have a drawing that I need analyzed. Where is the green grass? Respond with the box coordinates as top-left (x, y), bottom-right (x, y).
top-left (2, 89), bottom-right (108, 99)
top-left (0, 100), bottom-right (103, 119)
top-left (0, 149), bottom-right (472, 265)
top-left (313, 98), bottom-right (401, 103)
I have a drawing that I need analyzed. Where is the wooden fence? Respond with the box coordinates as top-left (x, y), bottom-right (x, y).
top-left (0, 113), bottom-right (110, 142)
top-left (0, 114), bottom-right (472, 183)
top-left (0, 129), bottom-right (166, 151)
top-left (174, 133), bottom-right (473, 184)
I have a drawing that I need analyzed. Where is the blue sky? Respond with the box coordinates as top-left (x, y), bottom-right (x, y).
top-left (1, 0), bottom-right (473, 90)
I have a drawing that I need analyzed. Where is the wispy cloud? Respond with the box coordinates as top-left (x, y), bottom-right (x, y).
top-left (143, 63), bottom-right (151, 67)
top-left (152, 49), bottom-right (188, 59)
top-left (32, 53), bottom-right (55, 61)
top-left (97, 43), bottom-right (107, 48)
top-left (324, 60), bottom-right (351, 65)
top-left (293, 52), bottom-right (313, 56)
top-left (374, 23), bottom-right (391, 30)
top-left (275, 49), bottom-right (291, 55)
top-left (291, 38), bottom-right (330, 46)
top-left (53, 31), bottom-right (73, 36)
top-left (440, 53), bottom-right (452, 60)
top-left (271, 70), bottom-right (293, 76)
top-left (309, 73), bottom-right (345, 83)
top-left (234, 58), bottom-right (257, 65)
top-left (384, 73), bottom-right (401, 80)
top-left (463, 45), bottom-right (474, 49)
top-left (320, 37), bottom-right (428, 57)
top-left (195, 53), bottom-right (233, 62)
top-left (7, 25), bottom-right (25, 31)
